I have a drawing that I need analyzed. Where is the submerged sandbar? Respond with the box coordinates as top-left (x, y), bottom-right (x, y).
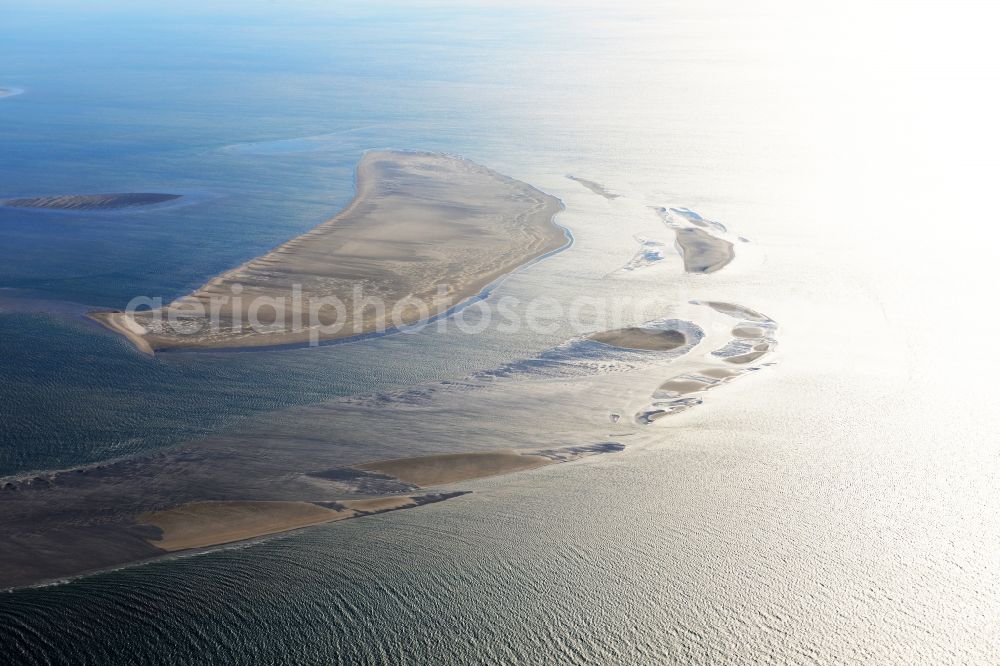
top-left (91, 150), bottom-right (567, 352)
top-left (2, 193), bottom-right (181, 211)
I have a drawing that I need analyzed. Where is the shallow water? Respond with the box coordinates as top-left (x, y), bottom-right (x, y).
top-left (2, 0), bottom-right (999, 663)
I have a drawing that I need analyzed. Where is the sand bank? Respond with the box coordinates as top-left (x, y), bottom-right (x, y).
top-left (732, 326), bottom-right (766, 338)
top-left (139, 496), bottom-right (436, 551)
top-left (652, 206), bottom-right (738, 274)
top-left (2, 193), bottom-right (181, 211)
top-left (588, 327), bottom-right (687, 351)
top-left (673, 227), bottom-right (734, 273)
top-left (92, 150), bottom-right (567, 352)
top-left (634, 302), bottom-right (778, 425)
top-left (355, 450), bottom-right (554, 487)
top-left (701, 301), bottom-right (773, 323)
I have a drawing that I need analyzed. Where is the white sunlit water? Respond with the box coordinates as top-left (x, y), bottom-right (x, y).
top-left (1, 0), bottom-right (999, 663)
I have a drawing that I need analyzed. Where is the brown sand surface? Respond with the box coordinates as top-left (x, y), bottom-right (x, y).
top-left (699, 367), bottom-right (744, 380)
top-left (658, 377), bottom-right (716, 395)
top-left (674, 228), bottom-right (734, 273)
top-left (567, 175), bottom-right (620, 199)
top-left (589, 327), bottom-right (687, 351)
top-left (340, 497), bottom-right (418, 512)
top-left (356, 451), bottom-right (553, 487)
top-left (139, 501), bottom-right (350, 551)
top-left (91, 150), bottom-right (566, 352)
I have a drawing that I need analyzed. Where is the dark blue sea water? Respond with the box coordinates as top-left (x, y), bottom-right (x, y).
top-left (3, 1), bottom-right (1000, 664)
top-left (0, 1), bottom-right (576, 475)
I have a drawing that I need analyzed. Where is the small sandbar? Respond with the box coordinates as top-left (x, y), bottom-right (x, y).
top-left (657, 376), bottom-right (717, 396)
top-left (698, 367), bottom-right (744, 380)
top-left (588, 327), bottom-right (687, 351)
top-left (0, 87), bottom-right (24, 98)
top-left (673, 227), bottom-right (734, 273)
top-left (567, 175), bottom-right (620, 199)
top-left (2, 192), bottom-right (181, 211)
top-left (701, 301), bottom-right (774, 323)
top-left (637, 396), bottom-right (703, 423)
top-left (355, 450), bottom-right (553, 487)
top-left (635, 302), bottom-right (778, 425)
top-left (94, 150), bottom-right (567, 352)
top-left (724, 342), bottom-right (774, 365)
top-left (732, 326), bottom-right (766, 338)
top-left (669, 207), bottom-right (727, 233)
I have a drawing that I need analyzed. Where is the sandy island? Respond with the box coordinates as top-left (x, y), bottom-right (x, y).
top-left (588, 326), bottom-right (687, 351)
top-left (91, 150), bottom-right (567, 352)
top-left (2, 193), bottom-right (181, 211)
top-left (673, 227), bottom-right (734, 273)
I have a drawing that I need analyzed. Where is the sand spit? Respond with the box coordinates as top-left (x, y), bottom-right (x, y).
top-left (588, 326), bottom-right (687, 351)
top-left (567, 175), bottom-right (621, 199)
top-left (91, 150), bottom-right (567, 352)
top-left (619, 237), bottom-right (668, 273)
top-left (0, 87), bottom-right (24, 98)
top-left (2, 193), bottom-right (181, 211)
